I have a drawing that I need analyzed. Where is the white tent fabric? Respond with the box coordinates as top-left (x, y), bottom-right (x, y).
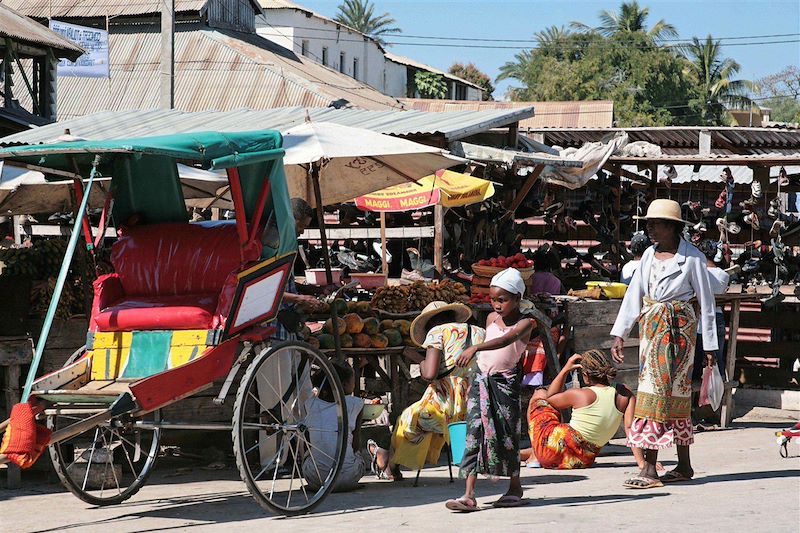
top-left (281, 122), bottom-right (465, 207)
top-left (540, 133), bottom-right (629, 189)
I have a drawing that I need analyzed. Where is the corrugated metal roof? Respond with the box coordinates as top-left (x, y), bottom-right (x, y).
top-left (0, 3), bottom-right (83, 59)
top-left (0, 106), bottom-right (534, 145)
top-left (531, 126), bottom-right (800, 154)
top-left (12, 23), bottom-right (404, 118)
top-left (1, 0), bottom-right (209, 18)
top-left (384, 53), bottom-right (485, 93)
top-left (401, 99), bottom-right (615, 129)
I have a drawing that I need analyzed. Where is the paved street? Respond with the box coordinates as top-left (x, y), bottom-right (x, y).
top-left (2, 408), bottom-right (799, 533)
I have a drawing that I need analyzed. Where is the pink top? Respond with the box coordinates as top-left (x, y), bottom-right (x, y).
top-left (477, 319), bottom-right (528, 375)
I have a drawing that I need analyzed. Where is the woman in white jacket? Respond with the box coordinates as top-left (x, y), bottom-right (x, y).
top-left (610, 200), bottom-right (718, 489)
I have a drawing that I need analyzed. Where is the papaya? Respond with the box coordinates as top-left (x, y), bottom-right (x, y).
top-left (379, 319), bottom-right (395, 332)
top-left (346, 301), bottom-right (358, 313)
top-left (317, 334), bottom-right (335, 350)
top-left (355, 301), bottom-right (372, 315)
top-left (362, 317), bottom-right (380, 335)
top-left (332, 298), bottom-right (348, 315)
top-left (370, 334), bottom-right (389, 349)
top-left (340, 333), bottom-right (354, 348)
top-left (324, 317), bottom-right (346, 335)
top-left (392, 319), bottom-right (411, 336)
top-left (384, 329), bottom-right (403, 347)
top-left (353, 333), bottom-right (372, 348)
top-left (306, 337), bottom-right (321, 349)
top-left (343, 313), bottom-right (364, 334)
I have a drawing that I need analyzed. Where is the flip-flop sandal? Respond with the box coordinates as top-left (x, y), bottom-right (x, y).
top-left (492, 495), bottom-right (527, 508)
top-left (623, 476), bottom-right (664, 489)
top-left (661, 471), bottom-right (693, 484)
top-left (445, 497), bottom-right (480, 512)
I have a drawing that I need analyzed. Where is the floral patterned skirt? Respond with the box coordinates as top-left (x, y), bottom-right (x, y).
top-left (459, 367), bottom-right (521, 479)
top-left (528, 400), bottom-right (600, 469)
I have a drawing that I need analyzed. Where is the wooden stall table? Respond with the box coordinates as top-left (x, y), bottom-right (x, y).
top-left (0, 336), bottom-right (33, 489)
top-left (324, 346), bottom-right (423, 424)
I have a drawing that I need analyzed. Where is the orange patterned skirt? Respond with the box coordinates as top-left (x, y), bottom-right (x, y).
top-left (527, 399), bottom-right (600, 470)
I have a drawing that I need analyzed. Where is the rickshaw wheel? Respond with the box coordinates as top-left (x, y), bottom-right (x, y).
top-left (47, 410), bottom-right (161, 506)
top-left (233, 340), bottom-right (347, 516)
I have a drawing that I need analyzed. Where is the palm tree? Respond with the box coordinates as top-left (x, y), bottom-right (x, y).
top-left (684, 35), bottom-right (755, 124)
top-left (571, 1), bottom-right (678, 40)
top-left (496, 49), bottom-right (534, 83)
top-left (334, 0), bottom-right (401, 46)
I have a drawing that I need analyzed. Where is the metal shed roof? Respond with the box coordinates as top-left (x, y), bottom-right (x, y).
top-left (0, 3), bottom-right (83, 59)
top-left (0, 106), bottom-right (535, 145)
top-left (11, 24), bottom-right (405, 119)
top-left (401, 99), bottom-right (615, 129)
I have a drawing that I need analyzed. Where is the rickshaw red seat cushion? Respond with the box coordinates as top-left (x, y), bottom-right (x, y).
top-left (90, 223), bottom-right (262, 332)
top-left (94, 294), bottom-right (217, 331)
top-left (111, 223), bottom-right (259, 297)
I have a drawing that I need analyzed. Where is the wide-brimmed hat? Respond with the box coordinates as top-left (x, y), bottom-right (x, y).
top-left (633, 199), bottom-right (689, 225)
top-left (410, 301), bottom-right (472, 347)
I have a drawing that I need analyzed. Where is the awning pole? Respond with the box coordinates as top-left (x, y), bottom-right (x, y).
top-left (434, 204), bottom-right (443, 278)
top-left (22, 158), bottom-right (99, 402)
top-left (380, 212), bottom-right (388, 284)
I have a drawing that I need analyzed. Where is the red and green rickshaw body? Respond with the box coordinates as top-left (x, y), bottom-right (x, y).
top-left (0, 131), bottom-right (298, 415)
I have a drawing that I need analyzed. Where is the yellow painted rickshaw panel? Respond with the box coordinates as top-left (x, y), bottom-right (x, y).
top-left (92, 331), bottom-right (133, 349)
top-left (168, 345), bottom-right (207, 369)
top-left (171, 330), bottom-right (210, 346)
top-left (89, 347), bottom-right (130, 381)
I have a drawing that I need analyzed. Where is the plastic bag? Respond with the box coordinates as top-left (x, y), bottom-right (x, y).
top-left (699, 365), bottom-right (724, 411)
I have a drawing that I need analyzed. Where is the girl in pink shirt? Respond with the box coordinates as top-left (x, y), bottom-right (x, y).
top-left (445, 268), bottom-right (535, 512)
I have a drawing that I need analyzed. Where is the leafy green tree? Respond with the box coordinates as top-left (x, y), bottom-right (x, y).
top-left (683, 35), bottom-right (755, 125)
top-left (414, 71), bottom-right (448, 99)
top-left (334, 0), bottom-right (401, 46)
top-left (571, 0), bottom-right (678, 40)
top-left (497, 32), bottom-right (702, 126)
top-left (448, 62), bottom-right (495, 100)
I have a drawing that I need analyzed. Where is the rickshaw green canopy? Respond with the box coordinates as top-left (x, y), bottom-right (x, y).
top-left (0, 131), bottom-right (296, 257)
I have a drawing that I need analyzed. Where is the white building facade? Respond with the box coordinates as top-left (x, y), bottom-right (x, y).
top-left (257, 1), bottom-right (483, 100)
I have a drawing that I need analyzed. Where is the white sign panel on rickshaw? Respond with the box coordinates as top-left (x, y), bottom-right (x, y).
top-left (48, 20), bottom-right (110, 78)
top-left (232, 271), bottom-right (286, 329)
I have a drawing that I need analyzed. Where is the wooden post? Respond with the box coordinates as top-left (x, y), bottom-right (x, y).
top-left (310, 165), bottom-right (343, 360)
top-left (160, 0), bottom-right (175, 110)
top-left (379, 212), bottom-right (388, 284)
top-left (505, 165), bottom-right (544, 219)
top-left (3, 364), bottom-right (20, 488)
top-left (649, 164), bottom-right (658, 200)
top-left (433, 204), bottom-right (444, 278)
top-left (720, 299), bottom-right (741, 428)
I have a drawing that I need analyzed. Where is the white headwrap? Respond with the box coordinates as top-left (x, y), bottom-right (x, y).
top-left (490, 268), bottom-right (525, 296)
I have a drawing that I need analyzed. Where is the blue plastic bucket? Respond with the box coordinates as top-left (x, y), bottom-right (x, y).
top-left (448, 421), bottom-right (467, 465)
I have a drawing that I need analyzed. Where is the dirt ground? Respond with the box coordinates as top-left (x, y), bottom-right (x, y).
top-left (2, 407), bottom-right (799, 533)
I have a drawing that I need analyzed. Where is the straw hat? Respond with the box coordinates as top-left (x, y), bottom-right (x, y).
top-left (633, 199), bottom-right (689, 224)
top-left (410, 301), bottom-right (472, 347)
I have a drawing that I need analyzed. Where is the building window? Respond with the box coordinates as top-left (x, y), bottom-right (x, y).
top-left (301, 40), bottom-right (309, 57)
top-left (339, 52), bottom-right (346, 74)
top-left (352, 57), bottom-right (359, 80)
top-left (455, 84), bottom-right (467, 100)
top-left (322, 47), bottom-right (328, 66)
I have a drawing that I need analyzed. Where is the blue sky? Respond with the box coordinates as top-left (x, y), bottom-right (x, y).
top-left (300, 0), bottom-right (800, 100)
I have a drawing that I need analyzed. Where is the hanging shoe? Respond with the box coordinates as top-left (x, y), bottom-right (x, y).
top-left (742, 258), bottom-right (761, 273)
top-left (716, 217), bottom-right (727, 233)
top-left (714, 242), bottom-right (724, 263)
top-left (728, 221), bottom-right (741, 234)
top-left (768, 198), bottom-right (782, 218)
top-left (778, 167), bottom-right (790, 187)
top-left (693, 220), bottom-right (707, 233)
top-left (770, 220), bottom-right (786, 238)
top-left (715, 189), bottom-right (728, 210)
top-left (744, 213), bottom-right (759, 230)
top-left (751, 179), bottom-right (763, 200)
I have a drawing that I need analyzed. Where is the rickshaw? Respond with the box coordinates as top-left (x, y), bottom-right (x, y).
top-left (0, 132), bottom-right (348, 515)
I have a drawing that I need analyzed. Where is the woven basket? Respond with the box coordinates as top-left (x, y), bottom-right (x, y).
top-left (472, 263), bottom-right (534, 280)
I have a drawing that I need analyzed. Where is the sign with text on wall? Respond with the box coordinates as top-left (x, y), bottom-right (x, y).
top-left (48, 20), bottom-right (109, 78)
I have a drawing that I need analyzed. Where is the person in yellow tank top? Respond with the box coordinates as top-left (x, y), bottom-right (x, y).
top-left (520, 350), bottom-right (649, 470)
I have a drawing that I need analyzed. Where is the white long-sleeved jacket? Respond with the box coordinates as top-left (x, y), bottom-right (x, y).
top-left (610, 239), bottom-right (719, 351)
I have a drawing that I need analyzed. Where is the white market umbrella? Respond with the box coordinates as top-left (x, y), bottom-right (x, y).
top-left (281, 122), bottom-right (465, 208)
